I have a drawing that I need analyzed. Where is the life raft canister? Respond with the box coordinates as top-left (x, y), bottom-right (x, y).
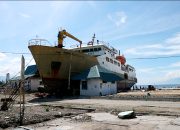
top-left (116, 55), bottom-right (126, 65)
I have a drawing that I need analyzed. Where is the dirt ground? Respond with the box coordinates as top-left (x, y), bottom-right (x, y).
top-left (0, 105), bottom-right (91, 129)
top-left (0, 90), bottom-right (180, 130)
top-left (15, 113), bottom-right (180, 130)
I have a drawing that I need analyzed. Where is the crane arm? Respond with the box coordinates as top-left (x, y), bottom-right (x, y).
top-left (58, 29), bottom-right (82, 48)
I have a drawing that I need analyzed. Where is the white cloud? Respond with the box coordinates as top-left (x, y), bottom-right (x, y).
top-left (156, 70), bottom-right (180, 83)
top-left (171, 62), bottom-right (180, 67)
top-left (140, 44), bottom-right (163, 49)
top-left (125, 43), bottom-right (164, 56)
top-left (166, 32), bottom-right (180, 45)
top-left (0, 54), bottom-right (34, 78)
top-left (137, 68), bottom-right (155, 73)
top-left (107, 11), bottom-right (127, 27)
top-left (19, 13), bottom-right (31, 18)
top-left (137, 66), bottom-right (180, 84)
top-left (166, 70), bottom-right (180, 79)
top-left (125, 32), bottom-right (180, 57)
top-left (25, 56), bottom-right (35, 66)
top-left (0, 55), bottom-right (20, 76)
top-left (136, 60), bottom-right (180, 84)
top-left (0, 53), bottom-right (6, 61)
top-left (102, 12), bottom-right (180, 42)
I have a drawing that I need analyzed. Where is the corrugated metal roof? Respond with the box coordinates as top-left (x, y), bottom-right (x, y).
top-left (24, 65), bottom-right (38, 75)
top-left (72, 65), bottom-right (124, 82)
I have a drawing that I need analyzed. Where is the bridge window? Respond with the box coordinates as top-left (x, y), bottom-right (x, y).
top-left (82, 49), bottom-right (89, 52)
top-left (94, 48), bottom-right (98, 51)
top-left (129, 68), bottom-right (133, 72)
top-left (98, 48), bottom-right (101, 51)
top-left (114, 61), bottom-right (118, 65)
top-left (90, 48), bottom-right (93, 52)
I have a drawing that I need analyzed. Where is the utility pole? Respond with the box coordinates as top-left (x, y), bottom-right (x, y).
top-left (68, 53), bottom-right (72, 90)
top-left (4, 73), bottom-right (10, 102)
top-left (20, 55), bottom-right (25, 125)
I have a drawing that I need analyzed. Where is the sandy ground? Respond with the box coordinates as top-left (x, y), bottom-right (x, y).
top-left (0, 90), bottom-right (180, 130)
top-left (95, 89), bottom-right (180, 101)
top-left (35, 98), bottom-right (180, 117)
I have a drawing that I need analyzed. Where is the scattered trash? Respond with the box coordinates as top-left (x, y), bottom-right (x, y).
top-left (72, 114), bottom-right (92, 122)
top-left (34, 92), bottom-right (47, 98)
top-left (118, 111), bottom-right (136, 119)
top-left (58, 112), bottom-right (62, 116)
top-left (4, 116), bottom-right (9, 119)
top-left (147, 93), bottom-right (151, 96)
top-left (141, 89), bottom-right (145, 92)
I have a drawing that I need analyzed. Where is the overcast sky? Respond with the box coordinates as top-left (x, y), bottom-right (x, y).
top-left (0, 1), bottom-right (180, 85)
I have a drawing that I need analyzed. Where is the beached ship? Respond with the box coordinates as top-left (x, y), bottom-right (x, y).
top-left (28, 30), bottom-right (137, 95)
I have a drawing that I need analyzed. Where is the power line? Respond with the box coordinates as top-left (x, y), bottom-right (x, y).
top-left (1, 51), bottom-right (180, 60)
top-left (0, 51), bottom-right (30, 55)
top-left (1, 57), bottom-right (33, 82)
top-left (128, 55), bottom-right (180, 60)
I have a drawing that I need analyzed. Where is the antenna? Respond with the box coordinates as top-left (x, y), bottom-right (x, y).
top-left (6, 73), bottom-right (10, 84)
top-left (35, 35), bottom-right (39, 45)
top-left (92, 33), bottom-right (96, 46)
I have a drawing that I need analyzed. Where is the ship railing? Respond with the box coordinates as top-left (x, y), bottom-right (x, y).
top-left (69, 41), bottom-right (111, 48)
top-left (97, 41), bottom-right (110, 47)
top-left (28, 38), bottom-right (52, 46)
top-left (97, 41), bottom-right (118, 54)
top-left (70, 43), bottom-right (86, 48)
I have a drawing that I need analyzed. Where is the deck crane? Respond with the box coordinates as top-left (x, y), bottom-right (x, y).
top-left (57, 29), bottom-right (82, 48)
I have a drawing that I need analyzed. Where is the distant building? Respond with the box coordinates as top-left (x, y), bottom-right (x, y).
top-left (24, 65), bottom-right (43, 91)
top-left (72, 65), bottom-right (123, 96)
top-left (10, 65), bottom-right (43, 91)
